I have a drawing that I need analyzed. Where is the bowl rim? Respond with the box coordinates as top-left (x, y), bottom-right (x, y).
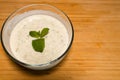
top-left (1, 4), bottom-right (74, 67)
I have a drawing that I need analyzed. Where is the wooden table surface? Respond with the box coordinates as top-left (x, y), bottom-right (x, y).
top-left (0, 0), bottom-right (120, 80)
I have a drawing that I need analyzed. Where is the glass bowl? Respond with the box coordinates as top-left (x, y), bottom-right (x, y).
top-left (1, 4), bottom-right (74, 70)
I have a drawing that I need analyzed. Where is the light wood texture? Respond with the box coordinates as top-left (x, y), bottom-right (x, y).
top-left (0, 0), bottom-right (120, 80)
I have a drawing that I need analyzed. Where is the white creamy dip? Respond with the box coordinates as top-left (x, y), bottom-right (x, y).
top-left (10, 11), bottom-right (69, 64)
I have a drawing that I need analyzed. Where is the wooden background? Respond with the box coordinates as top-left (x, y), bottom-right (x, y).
top-left (0, 0), bottom-right (120, 80)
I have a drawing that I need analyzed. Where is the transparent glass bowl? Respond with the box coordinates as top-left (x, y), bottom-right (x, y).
top-left (1, 4), bottom-right (74, 70)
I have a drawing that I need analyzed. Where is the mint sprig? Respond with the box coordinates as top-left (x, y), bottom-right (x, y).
top-left (29, 28), bottom-right (49, 52)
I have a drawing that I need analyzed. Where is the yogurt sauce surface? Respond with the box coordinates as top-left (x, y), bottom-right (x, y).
top-left (10, 11), bottom-right (69, 64)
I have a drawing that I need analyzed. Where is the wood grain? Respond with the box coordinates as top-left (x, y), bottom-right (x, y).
top-left (0, 0), bottom-right (120, 80)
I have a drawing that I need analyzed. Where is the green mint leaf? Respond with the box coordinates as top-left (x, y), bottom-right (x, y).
top-left (29, 28), bottom-right (49, 53)
top-left (29, 31), bottom-right (40, 38)
top-left (32, 38), bottom-right (45, 52)
top-left (40, 28), bottom-right (49, 38)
